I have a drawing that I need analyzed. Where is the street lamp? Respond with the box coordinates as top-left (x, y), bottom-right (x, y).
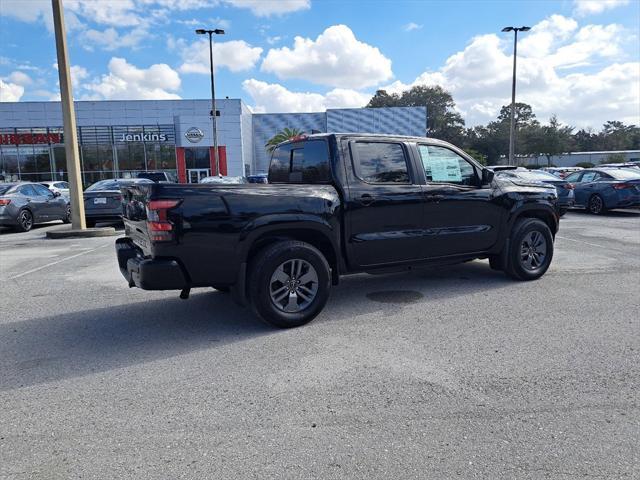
top-left (502, 26), bottom-right (530, 165)
top-left (195, 28), bottom-right (225, 177)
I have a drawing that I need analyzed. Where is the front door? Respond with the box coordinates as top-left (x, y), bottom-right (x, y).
top-left (415, 144), bottom-right (502, 258)
top-left (344, 139), bottom-right (426, 268)
top-left (188, 168), bottom-right (210, 183)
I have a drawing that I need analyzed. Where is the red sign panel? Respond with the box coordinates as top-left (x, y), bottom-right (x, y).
top-left (0, 133), bottom-right (62, 145)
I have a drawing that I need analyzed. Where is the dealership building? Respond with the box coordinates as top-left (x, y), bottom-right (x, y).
top-left (0, 99), bottom-right (427, 185)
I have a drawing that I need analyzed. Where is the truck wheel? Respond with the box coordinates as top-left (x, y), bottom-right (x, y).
top-left (504, 218), bottom-right (553, 281)
top-left (249, 240), bottom-right (331, 328)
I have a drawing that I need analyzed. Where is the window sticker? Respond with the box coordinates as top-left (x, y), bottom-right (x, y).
top-left (429, 158), bottom-right (462, 182)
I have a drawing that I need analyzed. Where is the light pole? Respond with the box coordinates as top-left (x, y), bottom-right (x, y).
top-left (196, 28), bottom-right (224, 177)
top-left (502, 26), bottom-right (530, 165)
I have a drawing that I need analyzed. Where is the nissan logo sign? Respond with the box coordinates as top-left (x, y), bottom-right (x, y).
top-left (184, 127), bottom-right (204, 143)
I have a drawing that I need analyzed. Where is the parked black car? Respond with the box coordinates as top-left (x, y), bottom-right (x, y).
top-left (84, 178), bottom-right (153, 227)
top-left (116, 133), bottom-right (559, 328)
top-left (494, 168), bottom-right (575, 215)
top-left (0, 182), bottom-right (71, 231)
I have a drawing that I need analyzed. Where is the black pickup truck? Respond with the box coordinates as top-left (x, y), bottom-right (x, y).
top-left (116, 133), bottom-right (559, 327)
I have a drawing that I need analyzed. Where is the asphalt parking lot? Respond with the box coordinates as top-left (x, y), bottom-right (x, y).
top-left (1, 211), bottom-right (639, 479)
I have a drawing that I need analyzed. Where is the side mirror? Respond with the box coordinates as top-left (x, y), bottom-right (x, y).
top-left (482, 169), bottom-right (495, 185)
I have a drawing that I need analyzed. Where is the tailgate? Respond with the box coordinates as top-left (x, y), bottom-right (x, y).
top-left (121, 184), bottom-right (153, 252)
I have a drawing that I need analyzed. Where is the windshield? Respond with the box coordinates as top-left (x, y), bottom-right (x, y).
top-left (86, 180), bottom-right (120, 191)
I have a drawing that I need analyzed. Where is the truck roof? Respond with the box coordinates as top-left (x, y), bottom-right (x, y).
top-left (278, 132), bottom-right (454, 148)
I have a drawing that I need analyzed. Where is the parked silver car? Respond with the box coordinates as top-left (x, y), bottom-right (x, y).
top-left (0, 182), bottom-right (71, 232)
top-left (40, 180), bottom-right (70, 197)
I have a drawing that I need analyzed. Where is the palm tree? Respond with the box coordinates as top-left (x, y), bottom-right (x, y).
top-left (265, 127), bottom-right (304, 153)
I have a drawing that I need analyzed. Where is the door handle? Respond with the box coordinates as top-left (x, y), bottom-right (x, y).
top-left (359, 194), bottom-right (374, 206)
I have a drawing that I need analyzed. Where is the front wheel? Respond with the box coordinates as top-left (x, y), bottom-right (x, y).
top-left (504, 218), bottom-right (554, 281)
top-left (249, 240), bottom-right (331, 328)
top-left (63, 205), bottom-right (72, 224)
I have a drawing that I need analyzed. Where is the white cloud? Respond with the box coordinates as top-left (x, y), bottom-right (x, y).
top-left (242, 79), bottom-right (370, 113)
top-left (80, 27), bottom-right (151, 51)
top-left (179, 39), bottom-right (263, 73)
top-left (573, 0), bottom-right (630, 16)
top-left (7, 71), bottom-right (32, 86)
top-left (0, 79), bottom-right (24, 102)
top-left (83, 57), bottom-right (181, 100)
top-left (261, 25), bottom-right (393, 89)
top-left (403, 22), bottom-right (423, 32)
top-left (383, 15), bottom-right (639, 128)
top-left (224, 0), bottom-right (310, 17)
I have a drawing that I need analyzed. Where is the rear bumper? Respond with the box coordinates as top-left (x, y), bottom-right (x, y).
top-left (115, 237), bottom-right (188, 290)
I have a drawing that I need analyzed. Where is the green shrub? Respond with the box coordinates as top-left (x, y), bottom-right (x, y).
top-left (575, 162), bottom-right (595, 168)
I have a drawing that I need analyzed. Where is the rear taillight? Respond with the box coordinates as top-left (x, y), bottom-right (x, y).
top-left (146, 199), bottom-right (181, 242)
top-left (0, 199), bottom-right (10, 206)
top-left (612, 183), bottom-right (634, 190)
top-left (563, 183), bottom-right (575, 190)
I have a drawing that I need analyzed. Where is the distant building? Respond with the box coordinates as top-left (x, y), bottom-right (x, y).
top-left (0, 99), bottom-right (427, 185)
top-left (514, 150), bottom-right (640, 167)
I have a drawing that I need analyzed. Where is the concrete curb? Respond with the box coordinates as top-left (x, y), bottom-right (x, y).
top-left (46, 227), bottom-right (118, 239)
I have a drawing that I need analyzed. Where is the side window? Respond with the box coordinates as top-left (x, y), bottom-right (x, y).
top-left (581, 171), bottom-right (597, 183)
top-left (418, 145), bottom-right (477, 186)
top-left (18, 185), bottom-right (37, 196)
top-left (55, 182), bottom-right (68, 189)
top-left (32, 184), bottom-right (54, 197)
top-left (269, 140), bottom-right (331, 184)
top-left (353, 142), bottom-right (409, 184)
top-left (564, 172), bottom-right (582, 182)
top-left (596, 173), bottom-right (612, 181)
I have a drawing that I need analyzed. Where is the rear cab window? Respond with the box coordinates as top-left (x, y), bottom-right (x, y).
top-left (268, 139), bottom-right (331, 184)
top-left (351, 141), bottom-right (410, 184)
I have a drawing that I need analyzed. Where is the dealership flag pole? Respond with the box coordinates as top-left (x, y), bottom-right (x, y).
top-left (52, 0), bottom-right (85, 229)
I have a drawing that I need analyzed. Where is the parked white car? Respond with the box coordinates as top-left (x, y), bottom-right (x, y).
top-left (40, 181), bottom-right (70, 197)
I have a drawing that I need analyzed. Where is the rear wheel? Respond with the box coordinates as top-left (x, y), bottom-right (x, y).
top-left (63, 205), bottom-right (72, 224)
top-left (249, 240), bottom-right (331, 328)
top-left (15, 209), bottom-right (33, 232)
top-left (587, 194), bottom-right (605, 215)
top-left (504, 218), bottom-right (554, 281)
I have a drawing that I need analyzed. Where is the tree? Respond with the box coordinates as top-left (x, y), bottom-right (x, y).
top-left (265, 127), bottom-right (304, 153)
top-left (366, 85), bottom-right (466, 144)
top-left (525, 115), bottom-right (573, 166)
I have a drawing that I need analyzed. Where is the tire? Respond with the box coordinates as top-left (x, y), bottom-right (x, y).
top-left (15, 209), bottom-right (33, 232)
top-left (248, 240), bottom-right (331, 328)
top-left (85, 218), bottom-right (96, 228)
top-left (63, 205), bottom-right (72, 224)
top-left (587, 194), bottom-right (606, 215)
top-left (211, 285), bottom-right (230, 293)
top-left (504, 218), bottom-right (554, 281)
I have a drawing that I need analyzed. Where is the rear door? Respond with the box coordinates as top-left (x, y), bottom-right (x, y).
top-left (32, 183), bottom-right (65, 219)
top-left (414, 144), bottom-right (503, 258)
top-left (342, 138), bottom-right (425, 268)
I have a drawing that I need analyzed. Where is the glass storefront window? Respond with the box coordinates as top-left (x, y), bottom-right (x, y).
top-left (185, 147), bottom-right (210, 169)
top-left (0, 146), bottom-right (20, 182)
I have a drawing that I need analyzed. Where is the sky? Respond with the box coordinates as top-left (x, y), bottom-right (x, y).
top-left (0, 0), bottom-right (639, 129)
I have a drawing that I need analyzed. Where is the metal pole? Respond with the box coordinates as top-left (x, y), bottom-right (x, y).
top-left (52, 0), bottom-right (85, 229)
top-left (508, 30), bottom-right (518, 166)
top-left (208, 32), bottom-right (220, 177)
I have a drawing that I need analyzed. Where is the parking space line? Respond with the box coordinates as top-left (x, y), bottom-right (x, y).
top-left (2, 243), bottom-right (112, 281)
top-left (556, 235), bottom-right (624, 251)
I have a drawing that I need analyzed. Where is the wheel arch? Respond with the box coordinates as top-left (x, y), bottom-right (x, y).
top-left (509, 205), bottom-right (559, 237)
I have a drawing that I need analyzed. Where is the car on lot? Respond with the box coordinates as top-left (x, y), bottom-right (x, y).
top-left (247, 174), bottom-right (269, 184)
top-left (116, 133), bottom-right (560, 328)
top-left (495, 168), bottom-right (575, 215)
top-left (564, 168), bottom-right (640, 214)
top-left (136, 171), bottom-right (177, 182)
top-left (541, 167), bottom-right (583, 179)
top-left (200, 175), bottom-right (248, 184)
top-left (41, 181), bottom-right (70, 197)
top-left (598, 163), bottom-right (640, 170)
top-left (84, 178), bottom-right (153, 227)
top-left (0, 182), bottom-right (71, 231)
